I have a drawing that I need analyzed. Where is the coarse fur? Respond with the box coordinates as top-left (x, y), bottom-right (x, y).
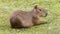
top-left (10, 5), bottom-right (48, 28)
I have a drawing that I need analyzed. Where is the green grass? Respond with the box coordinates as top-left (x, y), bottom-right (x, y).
top-left (0, 0), bottom-right (60, 34)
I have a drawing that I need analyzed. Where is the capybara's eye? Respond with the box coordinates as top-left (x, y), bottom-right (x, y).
top-left (39, 9), bottom-right (42, 11)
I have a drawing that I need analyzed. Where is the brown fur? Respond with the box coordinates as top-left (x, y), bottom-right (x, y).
top-left (10, 5), bottom-right (48, 28)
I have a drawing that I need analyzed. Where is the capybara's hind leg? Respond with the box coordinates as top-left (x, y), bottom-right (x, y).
top-left (10, 19), bottom-right (18, 28)
top-left (10, 23), bottom-right (15, 28)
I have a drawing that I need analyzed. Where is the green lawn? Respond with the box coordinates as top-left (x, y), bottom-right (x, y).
top-left (0, 0), bottom-right (60, 34)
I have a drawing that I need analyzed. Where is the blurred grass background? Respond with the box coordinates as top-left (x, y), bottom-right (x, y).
top-left (0, 0), bottom-right (60, 34)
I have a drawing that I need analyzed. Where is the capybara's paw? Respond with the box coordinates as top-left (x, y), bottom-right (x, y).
top-left (39, 21), bottom-right (48, 25)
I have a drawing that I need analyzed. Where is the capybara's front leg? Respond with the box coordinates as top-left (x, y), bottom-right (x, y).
top-left (32, 16), bottom-right (41, 25)
top-left (32, 17), bottom-right (47, 25)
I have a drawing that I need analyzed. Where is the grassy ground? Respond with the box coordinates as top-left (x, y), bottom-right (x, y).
top-left (0, 0), bottom-right (60, 34)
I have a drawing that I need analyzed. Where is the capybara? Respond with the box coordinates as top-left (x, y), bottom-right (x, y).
top-left (10, 5), bottom-right (48, 28)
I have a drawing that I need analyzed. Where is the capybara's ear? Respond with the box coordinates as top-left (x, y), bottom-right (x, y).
top-left (34, 5), bottom-right (38, 9)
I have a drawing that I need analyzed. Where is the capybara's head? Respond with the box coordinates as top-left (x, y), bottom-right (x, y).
top-left (34, 5), bottom-right (48, 17)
